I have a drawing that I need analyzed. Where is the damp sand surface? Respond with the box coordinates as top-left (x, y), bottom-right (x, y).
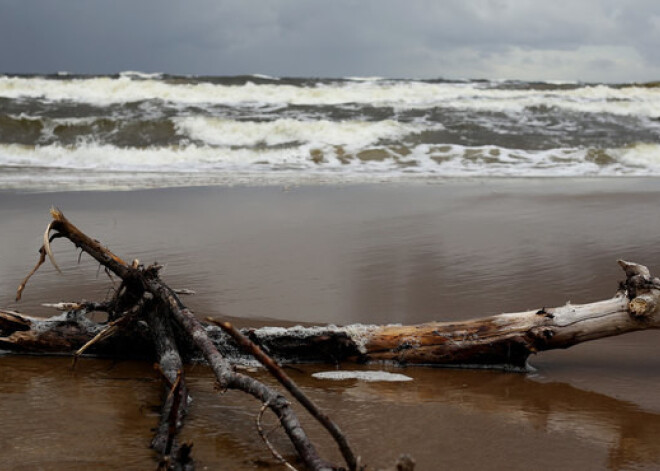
top-left (2, 179), bottom-right (660, 470)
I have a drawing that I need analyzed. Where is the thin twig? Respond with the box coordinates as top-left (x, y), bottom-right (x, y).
top-left (73, 323), bottom-right (117, 361)
top-left (16, 233), bottom-right (65, 301)
top-left (104, 267), bottom-right (116, 288)
top-left (71, 297), bottom-right (146, 368)
top-left (256, 400), bottom-right (299, 471)
top-left (16, 249), bottom-right (46, 301)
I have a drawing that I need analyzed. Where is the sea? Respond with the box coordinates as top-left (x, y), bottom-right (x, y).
top-left (1, 71), bottom-right (660, 191)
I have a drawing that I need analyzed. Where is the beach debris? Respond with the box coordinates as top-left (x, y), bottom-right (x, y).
top-left (6, 211), bottom-right (660, 469)
top-left (8, 209), bottom-right (358, 471)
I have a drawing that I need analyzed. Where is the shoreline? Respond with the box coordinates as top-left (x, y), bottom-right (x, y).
top-left (3, 173), bottom-right (660, 195)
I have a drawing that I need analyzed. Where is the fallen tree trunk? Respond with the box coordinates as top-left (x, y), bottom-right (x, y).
top-left (3, 210), bottom-right (660, 470)
top-left (3, 259), bottom-right (659, 370)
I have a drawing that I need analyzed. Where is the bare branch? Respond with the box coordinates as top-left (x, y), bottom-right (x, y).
top-left (16, 233), bottom-right (65, 301)
top-left (210, 318), bottom-right (358, 471)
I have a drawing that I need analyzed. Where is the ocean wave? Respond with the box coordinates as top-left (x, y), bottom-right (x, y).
top-left (249, 73), bottom-right (280, 81)
top-left (0, 114), bottom-right (182, 148)
top-left (0, 113), bottom-right (439, 149)
top-left (2, 75), bottom-right (660, 117)
top-left (1, 142), bottom-right (659, 185)
top-left (2, 74), bottom-right (660, 191)
top-left (174, 117), bottom-right (436, 148)
top-left (119, 71), bottom-right (164, 80)
top-left (343, 76), bottom-right (387, 82)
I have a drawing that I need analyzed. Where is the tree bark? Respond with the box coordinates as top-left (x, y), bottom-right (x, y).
top-left (4, 260), bottom-right (659, 371)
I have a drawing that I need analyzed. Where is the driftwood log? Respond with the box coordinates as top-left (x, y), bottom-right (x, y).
top-left (4, 261), bottom-right (659, 370)
top-left (2, 209), bottom-right (660, 469)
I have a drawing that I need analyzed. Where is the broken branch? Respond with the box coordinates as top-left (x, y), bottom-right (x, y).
top-left (211, 318), bottom-right (359, 471)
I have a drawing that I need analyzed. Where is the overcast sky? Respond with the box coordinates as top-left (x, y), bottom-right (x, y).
top-left (2, 0), bottom-right (660, 82)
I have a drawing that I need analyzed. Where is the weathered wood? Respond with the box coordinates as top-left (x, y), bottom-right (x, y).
top-left (145, 298), bottom-right (192, 471)
top-left (7, 209), bottom-right (343, 471)
top-left (146, 280), bottom-right (335, 471)
top-left (4, 263), bottom-right (660, 371)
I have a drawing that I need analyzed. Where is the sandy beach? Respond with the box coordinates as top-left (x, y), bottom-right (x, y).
top-left (2, 178), bottom-right (660, 469)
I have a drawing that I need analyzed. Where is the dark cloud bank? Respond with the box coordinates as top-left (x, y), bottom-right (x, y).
top-left (1, 0), bottom-right (659, 82)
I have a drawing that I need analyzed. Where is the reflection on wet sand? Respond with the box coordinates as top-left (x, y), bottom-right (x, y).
top-left (2, 355), bottom-right (659, 470)
top-left (0, 356), bottom-right (160, 470)
top-left (331, 367), bottom-right (660, 470)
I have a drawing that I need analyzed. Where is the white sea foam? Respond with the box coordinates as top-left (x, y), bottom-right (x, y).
top-left (174, 117), bottom-right (434, 148)
top-left (119, 71), bottom-right (164, 80)
top-left (2, 141), bottom-right (660, 192)
top-left (344, 76), bottom-right (386, 82)
top-left (2, 75), bottom-right (660, 116)
top-left (0, 142), bottom-right (314, 171)
top-left (249, 73), bottom-right (280, 81)
top-left (612, 143), bottom-right (660, 168)
top-left (312, 370), bottom-right (413, 382)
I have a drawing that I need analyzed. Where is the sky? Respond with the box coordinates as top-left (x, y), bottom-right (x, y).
top-left (2, 0), bottom-right (660, 82)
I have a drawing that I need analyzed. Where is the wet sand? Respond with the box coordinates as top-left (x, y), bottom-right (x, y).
top-left (2, 179), bottom-right (660, 470)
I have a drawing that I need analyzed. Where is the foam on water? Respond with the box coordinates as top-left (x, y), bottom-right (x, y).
top-left (119, 71), bottom-right (164, 80)
top-left (612, 143), bottom-right (660, 168)
top-left (2, 141), bottom-right (660, 191)
top-left (0, 143), bottom-right (660, 185)
top-left (312, 371), bottom-right (413, 382)
top-left (249, 73), bottom-right (280, 81)
top-left (2, 75), bottom-right (660, 116)
top-left (174, 117), bottom-right (435, 148)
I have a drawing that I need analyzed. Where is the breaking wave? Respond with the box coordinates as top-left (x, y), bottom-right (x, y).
top-left (2, 74), bottom-right (660, 116)
top-left (2, 73), bottom-right (660, 190)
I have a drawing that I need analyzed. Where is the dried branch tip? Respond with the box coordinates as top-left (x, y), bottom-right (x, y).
top-left (618, 260), bottom-right (651, 279)
top-left (43, 220), bottom-right (62, 274)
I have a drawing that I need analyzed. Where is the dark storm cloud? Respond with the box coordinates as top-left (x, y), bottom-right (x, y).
top-left (1, 0), bottom-right (660, 81)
